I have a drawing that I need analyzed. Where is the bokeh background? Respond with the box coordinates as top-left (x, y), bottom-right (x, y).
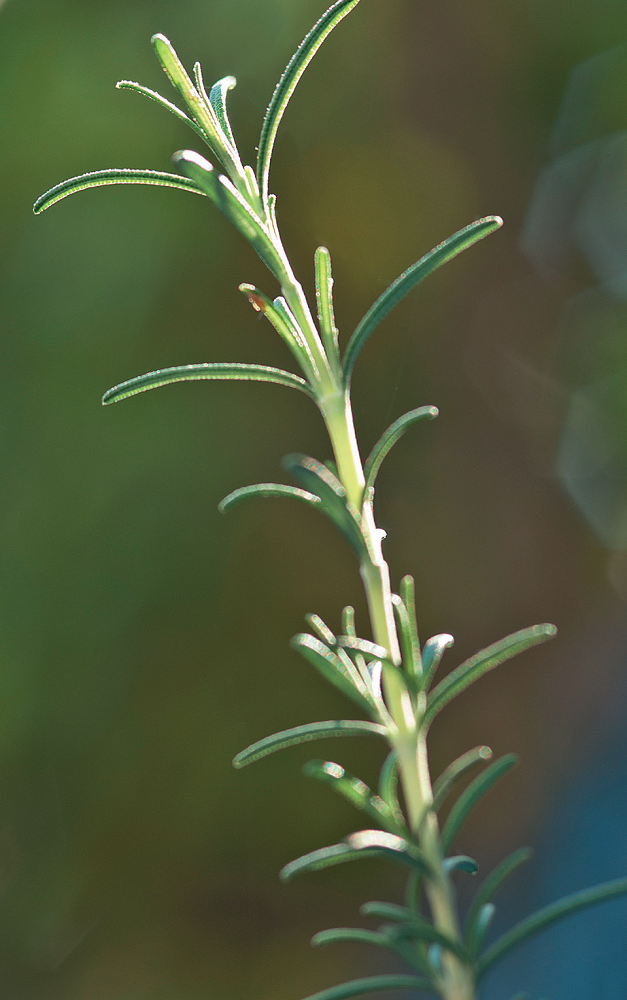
top-left (2, 0), bottom-right (627, 997)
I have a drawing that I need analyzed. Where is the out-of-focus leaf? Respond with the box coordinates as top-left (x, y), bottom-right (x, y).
top-left (311, 928), bottom-right (391, 949)
top-left (218, 483), bottom-right (321, 514)
top-left (424, 624), bottom-right (557, 726)
top-left (464, 848), bottom-right (533, 948)
top-left (232, 719), bottom-right (388, 768)
top-left (442, 755), bottom-right (519, 852)
top-left (364, 407), bottom-right (438, 495)
top-left (298, 974), bottom-right (434, 1000)
top-left (102, 362), bottom-right (314, 405)
top-left (343, 830), bottom-right (429, 872)
top-left (477, 876), bottom-right (627, 979)
top-left (432, 745), bottom-right (493, 812)
top-left (257, 0), bottom-right (362, 205)
top-left (280, 830), bottom-right (428, 882)
top-left (467, 903), bottom-right (495, 957)
top-left (442, 855), bottom-right (478, 875)
top-left (387, 920), bottom-right (469, 961)
top-left (33, 168), bottom-right (203, 214)
top-left (343, 217), bottom-right (503, 382)
top-left (359, 901), bottom-right (411, 922)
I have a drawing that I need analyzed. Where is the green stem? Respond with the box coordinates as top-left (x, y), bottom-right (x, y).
top-left (319, 381), bottom-right (475, 1000)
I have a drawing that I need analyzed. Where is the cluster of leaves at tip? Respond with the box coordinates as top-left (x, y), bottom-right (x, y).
top-left (35, 1), bottom-right (627, 999)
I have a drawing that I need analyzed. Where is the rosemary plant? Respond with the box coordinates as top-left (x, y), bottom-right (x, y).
top-left (35, 2), bottom-right (627, 998)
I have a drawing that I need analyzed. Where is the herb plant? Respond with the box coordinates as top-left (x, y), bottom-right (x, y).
top-left (34, 2), bottom-right (627, 998)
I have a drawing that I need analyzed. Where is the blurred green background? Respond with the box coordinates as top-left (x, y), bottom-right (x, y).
top-left (2, 0), bottom-right (627, 997)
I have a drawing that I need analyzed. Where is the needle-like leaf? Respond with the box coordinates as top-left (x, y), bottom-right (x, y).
top-left (466, 903), bottom-right (495, 957)
top-left (443, 855), bottom-right (479, 875)
top-left (33, 168), bottom-right (204, 214)
top-left (343, 216), bottom-right (503, 383)
top-left (102, 362), bottom-right (314, 405)
top-left (424, 624), bottom-right (557, 727)
top-left (298, 974), bottom-right (434, 1000)
top-left (421, 632), bottom-right (454, 691)
top-left (432, 746), bottom-right (493, 813)
top-left (218, 483), bottom-right (321, 514)
top-left (311, 928), bottom-right (392, 949)
top-left (283, 453), bottom-right (367, 557)
top-left (116, 79), bottom-right (208, 142)
top-left (315, 247), bottom-right (341, 376)
top-left (377, 750), bottom-right (406, 830)
top-left (173, 149), bottom-right (281, 275)
top-left (364, 407), bottom-right (438, 496)
top-left (281, 830), bottom-right (429, 882)
top-left (239, 283), bottom-right (317, 378)
top-left (442, 754), bottom-right (519, 852)
top-left (209, 74), bottom-right (239, 156)
top-left (291, 633), bottom-right (374, 714)
top-left (464, 847), bottom-right (533, 948)
top-left (477, 876), bottom-right (627, 979)
top-left (304, 760), bottom-right (402, 832)
top-left (232, 719), bottom-right (388, 768)
top-left (359, 901), bottom-right (411, 922)
top-left (257, 0), bottom-right (362, 206)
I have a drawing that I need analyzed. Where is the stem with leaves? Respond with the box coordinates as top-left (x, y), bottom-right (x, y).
top-left (35, 2), bottom-right (627, 999)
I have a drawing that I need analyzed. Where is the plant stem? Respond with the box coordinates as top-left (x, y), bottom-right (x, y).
top-left (321, 391), bottom-right (476, 1000)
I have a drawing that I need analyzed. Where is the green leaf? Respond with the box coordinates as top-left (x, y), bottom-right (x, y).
top-left (291, 633), bottom-right (374, 714)
top-left (315, 246), bottom-right (341, 375)
top-left (232, 719), bottom-right (388, 768)
top-left (298, 974), bottom-right (434, 1000)
top-left (283, 453), bottom-right (367, 557)
top-left (102, 362), bottom-right (315, 405)
top-left (305, 613), bottom-right (336, 646)
top-left (443, 855), bottom-right (478, 875)
top-left (218, 483), bottom-right (321, 514)
top-left (387, 921), bottom-right (469, 962)
top-left (208, 74), bottom-right (239, 153)
top-left (303, 760), bottom-right (402, 832)
top-left (33, 168), bottom-right (204, 215)
top-left (424, 624), bottom-right (557, 727)
top-left (344, 830), bottom-right (429, 872)
top-left (466, 903), bottom-right (495, 957)
top-left (173, 149), bottom-right (281, 275)
top-left (257, 0), bottom-right (362, 206)
top-left (432, 745), bottom-right (493, 812)
top-left (421, 633), bottom-right (454, 691)
top-left (239, 283), bottom-right (317, 377)
top-left (281, 831), bottom-right (428, 882)
top-left (311, 928), bottom-right (392, 949)
top-left (442, 754), bottom-right (519, 852)
top-left (343, 216), bottom-right (503, 383)
top-left (464, 847), bottom-right (533, 950)
top-left (336, 636), bottom-right (388, 661)
top-left (151, 34), bottom-right (230, 163)
top-left (378, 750), bottom-right (406, 830)
top-left (477, 875), bottom-right (627, 979)
top-left (360, 901), bottom-right (411, 922)
top-left (116, 80), bottom-right (209, 143)
top-left (341, 605), bottom-right (356, 638)
top-left (364, 407), bottom-right (438, 496)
